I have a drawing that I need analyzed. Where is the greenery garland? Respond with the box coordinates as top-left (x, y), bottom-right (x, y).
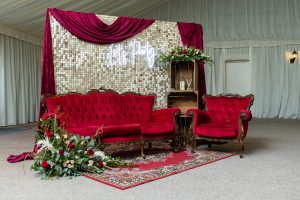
top-left (158, 46), bottom-right (213, 66)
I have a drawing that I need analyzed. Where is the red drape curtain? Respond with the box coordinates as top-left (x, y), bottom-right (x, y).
top-left (177, 22), bottom-right (206, 110)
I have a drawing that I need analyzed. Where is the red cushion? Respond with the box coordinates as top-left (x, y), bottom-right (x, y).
top-left (102, 124), bottom-right (141, 137)
top-left (67, 124), bottom-right (141, 138)
top-left (195, 124), bottom-right (236, 138)
top-left (141, 122), bottom-right (175, 135)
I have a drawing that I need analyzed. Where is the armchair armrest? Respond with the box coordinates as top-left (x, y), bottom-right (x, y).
top-left (150, 108), bottom-right (181, 123)
top-left (239, 110), bottom-right (252, 121)
top-left (187, 109), bottom-right (211, 129)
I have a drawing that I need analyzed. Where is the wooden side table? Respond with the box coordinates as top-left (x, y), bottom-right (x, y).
top-left (175, 114), bottom-right (193, 149)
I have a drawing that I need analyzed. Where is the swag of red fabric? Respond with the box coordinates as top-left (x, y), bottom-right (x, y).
top-left (7, 8), bottom-right (206, 163)
top-left (41, 8), bottom-right (155, 105)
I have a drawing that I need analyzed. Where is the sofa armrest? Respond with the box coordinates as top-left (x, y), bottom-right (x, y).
top-left (239, 110), bottom-right (252, 121)
top-left (187, 109), bottom-right (211, 129)
top-left (150, 108), bottom-right (181, 123)
top-left (40, 112), bottom-right (67, 127)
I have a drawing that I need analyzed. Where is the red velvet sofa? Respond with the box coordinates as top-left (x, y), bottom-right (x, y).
top-left (41, 89), bottom-right (181, 157)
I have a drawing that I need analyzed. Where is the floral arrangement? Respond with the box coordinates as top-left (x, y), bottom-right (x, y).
top-left (31, 113), bottom-right (126, 179)
top-left (158, 46), bottom-right (213, 65)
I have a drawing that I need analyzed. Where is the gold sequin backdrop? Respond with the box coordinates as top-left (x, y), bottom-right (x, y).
top-left (50, 14), bottom-right (182, 108)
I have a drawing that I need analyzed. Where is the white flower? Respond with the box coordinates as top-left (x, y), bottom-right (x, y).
top-left (88, 160), bottom-right (94, 166)
top-left (63, 134), bottom-right (68, 139)
top-left (94, 151), bottom-right (105, 159)
top-left (63, 161), bottom-right (68, 167)
top-left (36, 137), bottom-right (58, 154)
top-left (67, 164), bottom-right (74, 169)
top-left (70, 160), bottom-right (74, 164)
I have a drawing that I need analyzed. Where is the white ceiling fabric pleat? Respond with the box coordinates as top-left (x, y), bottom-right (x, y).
top-left (0, 0), bottom-right (168, 40)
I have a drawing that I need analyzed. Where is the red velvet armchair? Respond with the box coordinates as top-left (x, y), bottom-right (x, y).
top-left (187, 94), bottom-right (254, 158)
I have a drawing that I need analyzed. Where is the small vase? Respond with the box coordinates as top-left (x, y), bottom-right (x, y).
top-left (180, 80), bottom-right (186, 90)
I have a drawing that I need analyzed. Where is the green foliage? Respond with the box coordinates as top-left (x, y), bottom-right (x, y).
top-left (158, 46), bottom-right (213, 67)
top-left (31, 114), bottom-right (127, 179)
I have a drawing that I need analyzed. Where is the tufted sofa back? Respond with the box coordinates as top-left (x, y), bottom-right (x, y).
top-left (44, 91), bottom-right (155, 127)
top-left (204, 95), bottom-right (254, 125)
top-left (116, 93), bottom-right (154, 124)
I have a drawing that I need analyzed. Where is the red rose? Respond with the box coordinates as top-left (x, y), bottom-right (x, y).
top-left (67, 143), bottom-right (74, 149)
top-left (59, 150), bottom-right (64, 155)
top-left (45, 130), bottom-right (53, 138)
top-left (88, 149), bottom-right (94, 156)
top-left (97, 161), bottom-right (103, 168)
top-left (41, 113), bottom-right (56, 120)
top-left (41, 160), bottom-right (50, 169)
top-left (182, 49), bottom-right (187, 54)
top-left (43, 126), bottom-right (49, 132)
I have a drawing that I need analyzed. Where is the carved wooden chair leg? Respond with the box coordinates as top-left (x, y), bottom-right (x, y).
top-left (141, 140), bottom-right (145, 159)
top-left (239, 139), bottom-right (244, 158)
top-left (192, 137), bottom-right (196, 153)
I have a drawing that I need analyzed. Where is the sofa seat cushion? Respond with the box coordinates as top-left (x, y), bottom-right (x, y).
top-left (195, 124), bottom-right (236, 138)
top-left (141, 122), bottom-right (175, 135)
top-left (101, 135), bottom-right (142, 144)
top-left (67, 126), bottom-right (99, 137)
top-left (67, 124), bottom-right (141, 138)
top-left (102, 124), bottom-right (141, 137)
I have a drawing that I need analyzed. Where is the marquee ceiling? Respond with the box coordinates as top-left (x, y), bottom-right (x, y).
top-left (0, 0), bottom-right (168, 39)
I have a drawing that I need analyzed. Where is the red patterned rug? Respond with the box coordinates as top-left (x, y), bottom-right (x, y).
top-left (84, 144), bottom-right (237, 190)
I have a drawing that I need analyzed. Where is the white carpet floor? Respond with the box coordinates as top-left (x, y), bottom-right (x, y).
top-left (1, 119), bottom-right (300, 200)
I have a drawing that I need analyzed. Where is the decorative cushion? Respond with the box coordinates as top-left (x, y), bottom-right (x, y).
top-left (195, 124), bottom-right (236, 138)
top-left (141, 122), bottom-right (175, 135)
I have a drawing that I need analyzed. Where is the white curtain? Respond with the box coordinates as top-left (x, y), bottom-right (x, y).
top-left (0, 23), bottom-right (42, 46)
top-left (138, 0), bottom-right (300, 119)
top-left (0, 34), bottom-right (42, 126)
